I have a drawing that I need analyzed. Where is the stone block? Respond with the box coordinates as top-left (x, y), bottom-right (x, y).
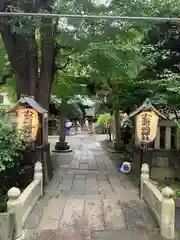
top-left (92, 230), bottom-right (157, 240)
top-left (157, 157), bottom-right (168, 167)
top-left (151, 167), bottom-right (175, 179)
top-left (71, 179), bottom-right (86, 194)
top-left (103, 199), bottom-right (125, 230)
top-left (25, 198), bottom-right (49, 229)
top-left (0, 213), bottom-right (14, 240)
top-left (121, 201), bottom-right (150, 231)
top-left (74, 175), bottom-right (86, 180)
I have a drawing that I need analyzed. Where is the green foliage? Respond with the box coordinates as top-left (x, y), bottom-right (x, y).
top-left (2, 0), bottom-right (180, 116)
top-left (96, 113), bottom-right (113, 126)
top-left (54, 0), bottom-right (180, 113)
top-left (51, 53), bottom-right (91, 118)
top-left (0, 119), bottom-right (25, 172)
top-left (0, 39), bottom-right (8, 76)
top-left (176, 190), bottom-right (180, 198)
top-left (1, 76), bottom-right (17, 103)
top-left (52, 68), bottom-right (86, 101)
top-left (77, 28), bottom-right (145, 112)
top-left (0, 38), bottom-right (12, 86)
top-left (52, 95), bottom-right (84, 118)
top-left (176, 120), bottom-right (180, 129)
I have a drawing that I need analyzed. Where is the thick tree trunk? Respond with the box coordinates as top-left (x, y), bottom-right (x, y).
top-left (0, 1), bottom-right (6, 11)
top-left (0, 0), bottom-right (56, 110)
top-left (1, 27), bottom-right (39, 99)
top-left (114, 109), bottom-right (123, 151)
top-left (0, 0), bottom-right (40, 100)
top-left (0, 0), bottom-right (57, 183)
top-left (38, 18), bottom-right (55, 110)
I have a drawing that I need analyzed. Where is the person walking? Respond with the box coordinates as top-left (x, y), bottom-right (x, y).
top-left (66, 119), bottom-right (72, 135)
top-left (84, 118), bottom-right (89, 131)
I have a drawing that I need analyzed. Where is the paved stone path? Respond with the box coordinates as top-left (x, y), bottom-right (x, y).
top-left (25, 134), bottom-right (168, 240)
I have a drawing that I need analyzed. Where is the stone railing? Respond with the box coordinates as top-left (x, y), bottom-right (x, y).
top-left (7, 162), bottom-right (43, 240)
top-left (141, 163), bottom-right (175, 239)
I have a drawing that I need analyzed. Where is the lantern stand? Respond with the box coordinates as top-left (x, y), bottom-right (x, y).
top-left (129, 98), bottom-right (167, 176)
top-left (140, 143), bottom-right (147, 165)
top-left (7, 95), bottom-right (53, 185)
top-left (52, 116), bottom-right (73, 153)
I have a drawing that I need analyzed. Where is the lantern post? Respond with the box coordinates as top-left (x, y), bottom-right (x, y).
top-left (129, 98), bottom-right (167, 173)
top-left (7, 95), bottom-right (53, 185)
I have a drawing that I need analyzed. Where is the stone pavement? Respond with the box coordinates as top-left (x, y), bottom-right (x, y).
top-left (25, 134), bottom-right (169, 240)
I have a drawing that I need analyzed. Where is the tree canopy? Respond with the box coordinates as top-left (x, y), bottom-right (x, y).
top-left (1, 0), bottom-right (180, 116)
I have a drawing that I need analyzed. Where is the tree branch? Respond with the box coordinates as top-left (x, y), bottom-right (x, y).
top-left (62, 51), bottom-right (75, 57)
top-left (55, 43), bottom-right (73, 52)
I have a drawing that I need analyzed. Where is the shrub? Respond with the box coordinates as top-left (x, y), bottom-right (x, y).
top-left (96, 113), bottom-right (113, 126)
top-left (0, 119), bottom-right (25, 172)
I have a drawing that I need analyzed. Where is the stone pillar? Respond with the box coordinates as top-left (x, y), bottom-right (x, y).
top-left (133, 119), bottom-right (139, 146)
top-left (165, 126), bottom-right (171, 149)
top-left (154, 127), bottom-right (160, 149)
top-left (53, 107), bottom-right (72, 153)
top-left (7, 187), bottom-right (23, 239)
top-left (34, 162), bottom-right (43, 197)
top-left (135, 130), bottom-right (139, 146)
top-left (161, 187), bottom-right (175, 239)
top-left (140, 163), bottom-right (150, 199)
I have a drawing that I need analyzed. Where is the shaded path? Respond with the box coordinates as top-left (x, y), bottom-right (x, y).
top-left (25, 134), bottom-right (168, 240)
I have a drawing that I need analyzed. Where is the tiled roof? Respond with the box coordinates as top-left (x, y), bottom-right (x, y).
top-left (8, 96), bottom-right (47, 114)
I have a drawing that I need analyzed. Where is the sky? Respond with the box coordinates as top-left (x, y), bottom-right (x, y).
top-left (56, 0), bottom-right (112, 8)
top-left (93, 0), bottom-right (112, 6)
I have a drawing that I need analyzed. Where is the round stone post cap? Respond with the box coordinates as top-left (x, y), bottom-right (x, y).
top-left (8, 187), bottom-right (21, 200)
top-left (162, 186), bottom-right (174, 198)
top-left (141, 163), bottom-right (149, 173)
top-left (34, 162), bottom-right (42, 172)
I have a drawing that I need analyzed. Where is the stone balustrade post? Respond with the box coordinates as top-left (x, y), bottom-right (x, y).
top-left (7, 187), bottom-right (23, 239)
top-left (34, 161), bottom-right (43, 197)
top-left (140, 163), bottom-right (150, 199)
top-left (160, 187), bottom-right (175, 239)
top-left (165, 126), bottom-right (171, 150)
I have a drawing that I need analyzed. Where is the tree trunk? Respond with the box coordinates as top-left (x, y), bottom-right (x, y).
top-left (38, 18), bottom-right (55, 110)
top-left (114, 110), bottom-right (121, 142)
top-left (0, 0), bottom-right (57, 183)
top-left (1, 26), bottom-right (39, 100)
top-left (0, 0), bottom-right (56, 110)
top-left (114, 109), bottom-right (123, 151)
